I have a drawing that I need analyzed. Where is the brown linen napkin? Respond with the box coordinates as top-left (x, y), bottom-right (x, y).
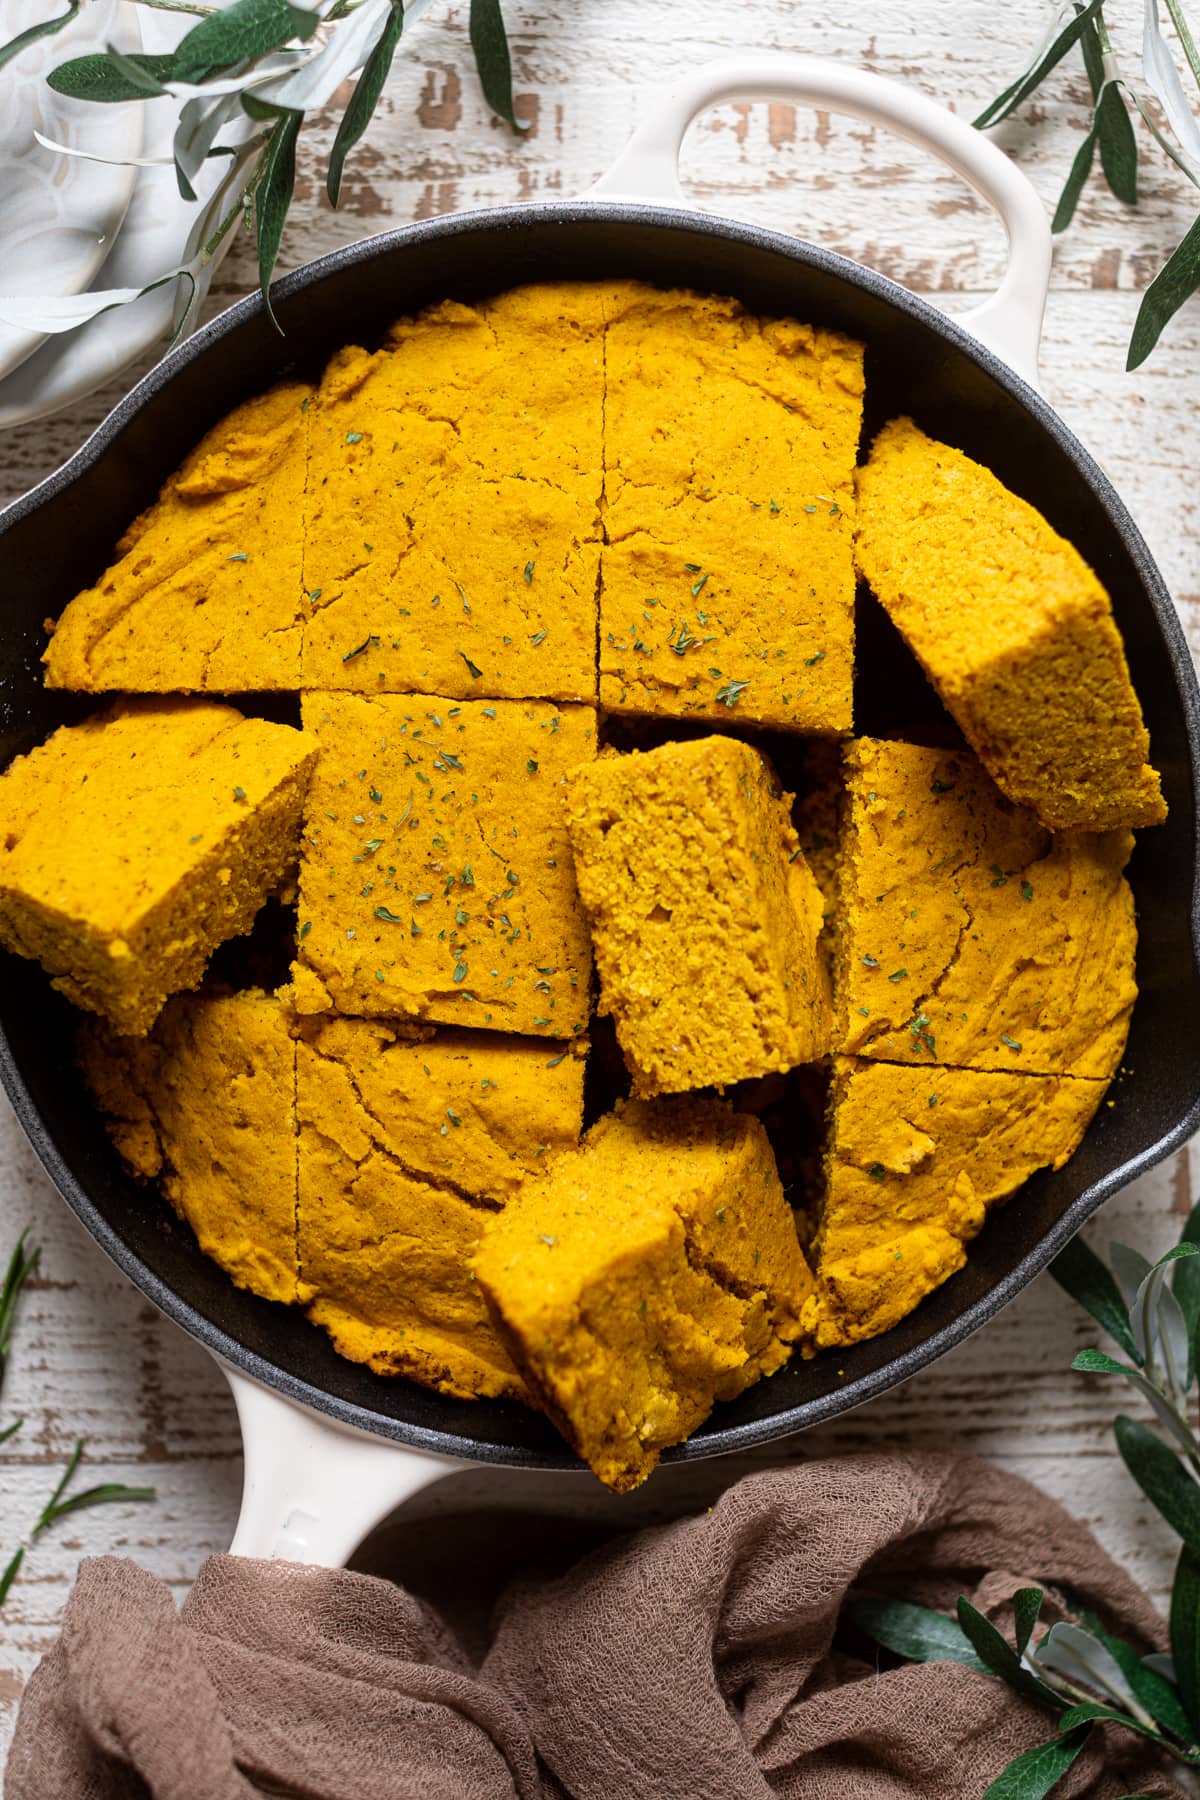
top-left (6, 1453), bottom-right (1189, 1800)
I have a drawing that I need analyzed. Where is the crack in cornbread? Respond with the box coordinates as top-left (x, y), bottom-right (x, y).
top-left (474, 1096), bottom-right (813, 1491)
top-left (834, 737), bottom-right (1136, 1080)
top-left (292, 691), bottom-right (595, 1033)
top-left (855, 417), bottom-right (1165, 830)
top-left (565, 734), bottom-right (832, 1094)
top-left (0, 698), bottom-right (319, 1035)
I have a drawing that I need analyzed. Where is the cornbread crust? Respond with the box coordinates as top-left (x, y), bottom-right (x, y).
top-left (805, 1057), bottom-right (1106, 1349)
top-left (565, 734), bottom-right (832, 1094)
top-left (835, 737), bottom-right (1136, 1081)
top-left (78, 991), bottom-right (305, 1306)
top-left (301, 287), bottom-right (607, 702)
top-left (293, 692), bottom-right (595, 1034)
top-left (297, 1017), bottom-right (586, 1399)
top-left (474, 1097), bottom-right (813, 1491)
top-left (44, 382), bottom-right (312, 691)
top-left (855, 417), bottom-right (1166, 830)
top-left (599, 286), bottom-right (863, 732)
top-left (0, 699), bottom-right (319, 1035)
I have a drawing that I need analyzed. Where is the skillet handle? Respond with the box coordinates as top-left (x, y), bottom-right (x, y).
top-left (588, 54), bottom-right (1052, 391)
top-left (223, 1366), bottom-right (461, 1565)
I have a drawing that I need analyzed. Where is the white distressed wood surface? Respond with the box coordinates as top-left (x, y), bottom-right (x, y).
top-left (3, 0), bottom-right (1200, 1752)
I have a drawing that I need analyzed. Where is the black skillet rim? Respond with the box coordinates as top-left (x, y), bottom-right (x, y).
top-left (3, 198), bottom-right (1200, 1467)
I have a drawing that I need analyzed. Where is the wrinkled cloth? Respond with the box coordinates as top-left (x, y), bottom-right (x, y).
top-left (6, 1453), bottom-right (1189, 1800)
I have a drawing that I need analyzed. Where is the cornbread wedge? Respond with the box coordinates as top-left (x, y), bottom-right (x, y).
top-left (855, 417), bottom-right (1165, 830)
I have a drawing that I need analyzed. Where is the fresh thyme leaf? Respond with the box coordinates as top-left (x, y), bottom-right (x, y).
top-left (0, 0), bottom-right (79, 74)
top-left (256, 106), bottom-right (304, 331)
top-left (469, 0), bottom-right (523, 128)
top-left (327, 1), bottom-right (404, 207)
top-left (173, 0), bottom-right (318, 86)
top-left (47, 50), bottom-right (177, 101)
top-left (973, 0), bottom-right (1104, 128)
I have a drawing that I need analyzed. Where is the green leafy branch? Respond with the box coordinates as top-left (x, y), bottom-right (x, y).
top-left (0, 0), bottom-right (521, 341)
top-left (0, 1232), bottom-right (155, 1611)
top-left (975, 0), bottom-right (1200, 366)
top-left (847, 1203), bottom-right (1200, 1798)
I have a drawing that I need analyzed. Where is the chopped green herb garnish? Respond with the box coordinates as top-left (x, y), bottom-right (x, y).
top-left (526, 759), bottom-right (539, 774)
top-left (299, 920), bottom-right (312, 939)
top-left (1001, 1034), bottom-right (1023, 1052)
top-left (1021, 880), bottom-right (1034, 902)
top-left (861, 954), bottom-right (879, 968)
top-left (530, 628), bottom-right (547, 646)
top-left (888, 968), bottom-right (908, 983)
top-left (375, 906), bottom-right (405, 924)
top-left (346, 430), bottom-right (363, 444)
top-left (715, 678), bottom-right (750, 707)
top-left (804, 650), bottom-right (825, 666)
top-left (539, 1234), bottom-right (557, 1247)
top-left (930, 778), bottom-right (954, 794)
top-left (867, 1162), bottom-right (886, 1182)
top-left (690, 574), bottom-right (709, 597)
top-left (524, 560), bottom-right (535, 584)
top-left (232, 786), bottom-right (246, 802)
top-left (458, 651), bottom-right (483, 680)
top-left (342, 634), bottom-right (379, 662)
top-left (453, 959), bottom-right (468, 982)
top-left (227, 552), bottom-right (247, 562)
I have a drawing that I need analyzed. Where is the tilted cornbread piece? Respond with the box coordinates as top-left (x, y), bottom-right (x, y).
top-left (0, 700), bottom-right (319, 1035)
top-left (78, 991), bottom-right (306, 1306)
top-left (600, 286), bottom-right (863, 732)
top-left (804, 1058), bottom-right (1106, 1349)
top-left (835, 737), bottom-right (1136, 1080)
top-left (475, 1097), bottom-right (813, 1491)
top-left (855, 418), bottom-right (1165, 830)
top-left (301, 286), bottom-right (605, 701)
top-left (44, 382), bottom-right (312, 692)
top-left (297, 1015), bottom-right (586, 1399)
top-left (565, 735), bottom-right (831, 1094)
top-left (293, 692), bottom-right (595, 1034)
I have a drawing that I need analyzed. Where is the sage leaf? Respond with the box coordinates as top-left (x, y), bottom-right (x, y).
top-left (104, 40), bottom-right (171, 98)
top-left (174, 91), bottom-right (243, 203)
top-left (974, 0), bottom-right (1104, 129)
top-left (1013, 1588), bottom-right (1044, 1657)
top-left (1111, 1242), bottom-right (1153, 1312)
top-left (263, 0), bottom-right (390, 111)
top-left (981, 1726), bottom-right (1091, 1800)
top-left (1080, 19), bottom-right (1138, 205)
top-left (327, 2), bottom-right (404, 208)
top-left (1053, 126), bottom-right (1098, 232)
top-left (1142, 1652), bottom-right (1177, 1680)
top-left (1170, 1544), bottom-right (1200, 1737)
top-left (1142, 0), bottom-right (1200, 168)
top-left (1056, 1699), bottom-right (1172, 1748)
top-left (1074, 1615), bottom-right (1195, 1741)
top-left (1114, 1413), bottom-right (1200, 1554)
top-left (1129, 1245), bottom-right (1198, 1391)
top-left (0, 0), bottom-right (79, 74)
top-left (0, 1232), bottom-right (39, 1369)
top-left (843, 1593), bottom-right (989, 1671)
top-left (256, 108), bottom-right (303, 330)
top-left (1174, 1200), bottom-right (1200, 1389)
top-left (0, 1548), bottom-right (23, 1610)
top-left (47, 51), bottom-right (178, 102)
top-left (469, 0), bottom-right (523, 128)
top-left (1031, 1621), bottom-right (1142, 1713)
top-left (1129, 212), bottom-right (1200, 369)
top-left (1071, 1349), bottom-right (1195, 1456)
top-left (1051, 1235), bottom-right (1139, 1363)
top-left (173, 0), bottom-right (318, 86)
top-left (956, 1598), bottom-right (1063, 1707)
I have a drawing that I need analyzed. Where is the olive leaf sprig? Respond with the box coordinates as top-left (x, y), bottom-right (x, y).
top-left (0, 1230), bottom-right (156, 1610)
top-left (846, 1202), bottom-right (1200, 1799)
top-left (975, 0), bottom-right (1200, 368)
top-left (0, 0), bottom-right (520, 341)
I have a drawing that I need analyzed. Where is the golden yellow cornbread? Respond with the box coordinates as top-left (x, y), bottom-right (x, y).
top-left (804, 1057), bottom-right (1106, 1348)
top-left (835, 737), bottom-right (1136, 1080)
top-left (293, 692), bottom-right (595, 1034)
top-left (599, 286), bottom-right (863, 732)
top-left (301, 286), bottom-right (606, 702)
top-left (474, 1097), bottom-right (813, 1491)
top-left (44, 382), bottom-right (312, 692)
top-left (855, 417), bottom-right (1166, 830)
top-left (78, 991), bottom-right (306, 1305)
top-left (0, 699), bottom-right (319, 1035)
top-left (297, 1016), bottom-right (586, 1399)
top-left (565, 734), bottom-right (832, 1094)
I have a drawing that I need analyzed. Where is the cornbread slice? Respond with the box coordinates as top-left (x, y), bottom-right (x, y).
top-left (78, 991), bottom-right (306, 1305)
top-left (300, 286), bottom-right (606, 701)
top-left (804, 1057), bottom-right (1106, 1349)
top-left (855, 418), bottom-right (1165, 830)
top-left (475, 1097), bottom-right (813, 1491)
top-left (293, 692), bottom-right (595, 1034)
top-left (599, 286), bottom-right (863, 732)
top-left (44, 382), bottom-right (312, 691)
top-left (835, 737), bottom-right (1136, 1080)
top-left (298, 1017), bottom-right (586, 1399)
top-left (0, 700), bottom-right (319, 1035)
top-left (565, 735), bottom-right (832, 1094)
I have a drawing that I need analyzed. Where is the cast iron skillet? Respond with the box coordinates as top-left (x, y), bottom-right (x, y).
top-left (2, 58), bottom-right (1199, 1494)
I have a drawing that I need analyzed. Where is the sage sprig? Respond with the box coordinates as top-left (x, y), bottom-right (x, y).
top-left (847, 1203), bottom-right (1200, 1797)
top-left (975, 1), bottom-right (1200, 367)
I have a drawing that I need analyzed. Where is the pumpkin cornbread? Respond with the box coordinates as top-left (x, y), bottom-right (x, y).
top-left (855, 417), bottom-right (1166, 830)
top-left (44, 382), bottom-right (312, 692)
top-left (835, 737), bottom-right (1136, 1080)
top-left (474, 1097), bottom-right (813, 1491)
top-left (599, 286), bottom-right (863, 732)
top-left (565, 734), bottom-right (832, 1094)
top-left (297, 1016), bottom-right (586, 1399)
top-left (78, 991), bottom-right (306, 1306)
top-left (0, 699), bottom-right (319, 1035)
top-left (292, 692), bottom-right (595, 1034)
top-left (805, 1057), bottom-right (1107, 1349)
top-left (301, 286), bottom-right (606, 701)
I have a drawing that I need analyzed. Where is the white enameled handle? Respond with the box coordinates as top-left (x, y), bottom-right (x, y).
top-left (589, 54), bottom-right (1053, 391)
top-left (224, 1365), bottom-right (461, 1564)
